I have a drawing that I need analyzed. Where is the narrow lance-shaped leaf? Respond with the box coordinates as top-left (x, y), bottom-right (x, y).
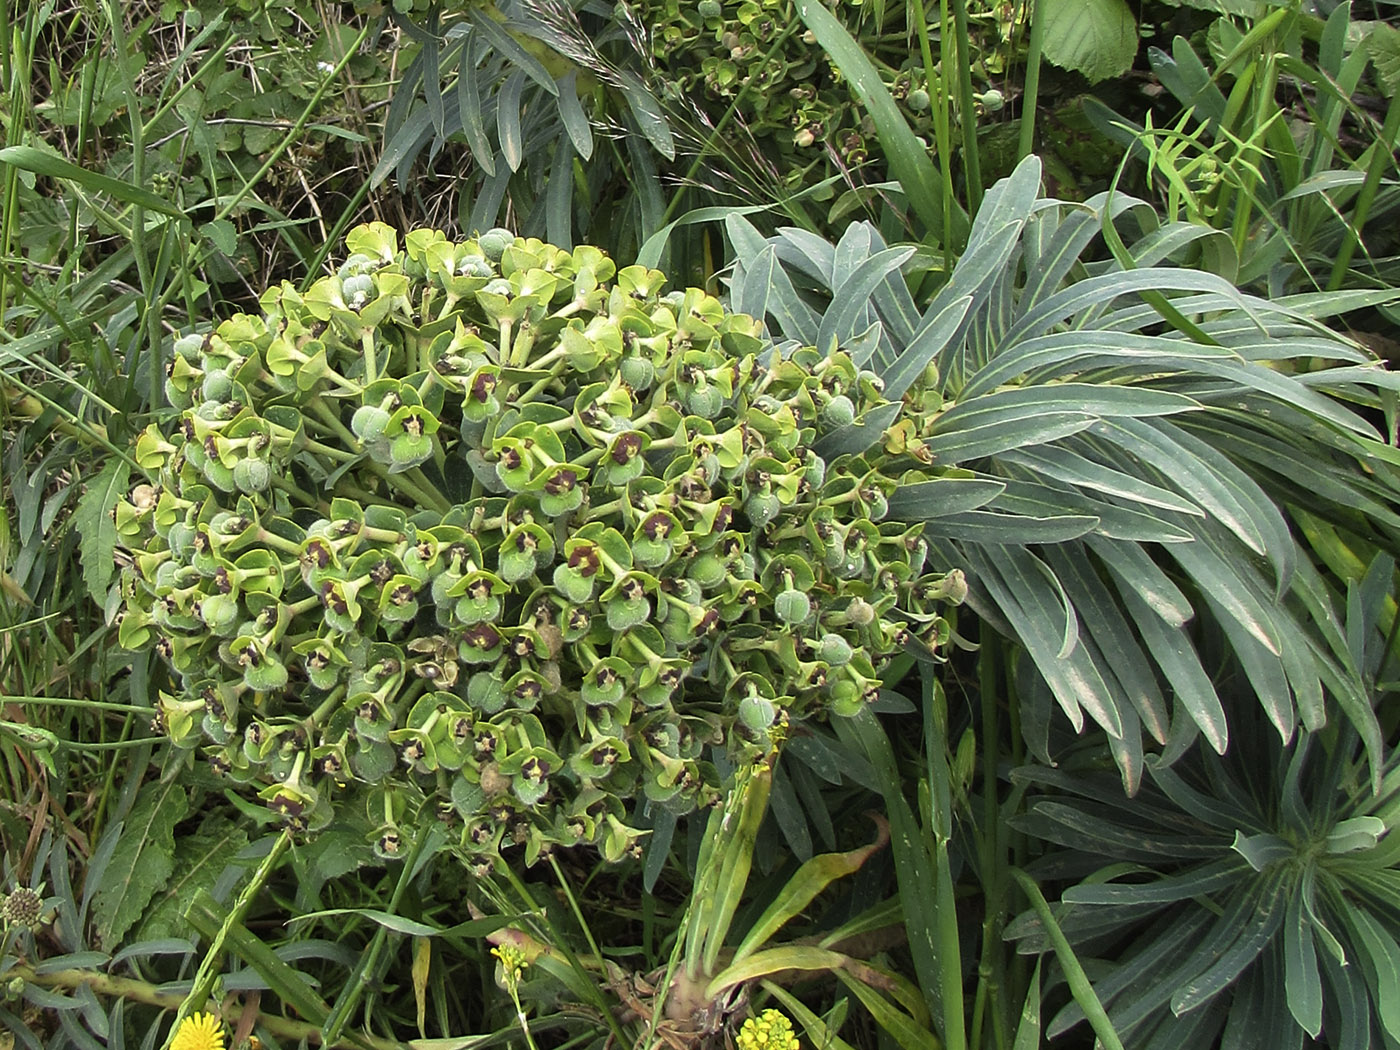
top-left (0, 146), bottom-right (186, 217)
top-left (727, 816), bottom-right (889, 965)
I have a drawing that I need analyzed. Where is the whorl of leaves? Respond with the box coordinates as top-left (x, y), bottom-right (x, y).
top-left (114, 223), bottom-right (961, 866)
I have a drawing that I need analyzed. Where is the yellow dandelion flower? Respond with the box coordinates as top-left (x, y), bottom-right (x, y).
top-left (736, 1008), bottom-right (799, 1050)
top-left (170, 1011), bottom-right (225, 1050)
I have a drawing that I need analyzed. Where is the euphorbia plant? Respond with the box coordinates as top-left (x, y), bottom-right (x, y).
top-left (115, 222), bottom-right (963, 867)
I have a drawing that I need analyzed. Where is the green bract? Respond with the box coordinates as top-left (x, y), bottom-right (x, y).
top-left (117, 223), bottom-right (960, 866)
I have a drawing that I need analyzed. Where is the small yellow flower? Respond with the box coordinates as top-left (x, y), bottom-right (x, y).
top-left (736, 1008), bottom-right (799, 1050)
top-left (170, 1011), bottom-right (225, 1050)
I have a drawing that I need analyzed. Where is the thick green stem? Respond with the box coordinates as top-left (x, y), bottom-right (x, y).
top-left (925, 672), bottom-right (966, 1050)
top-left (949, 0), bottom-right (983, 215)
top-left (1016, 0), bottom-right (1044, 164)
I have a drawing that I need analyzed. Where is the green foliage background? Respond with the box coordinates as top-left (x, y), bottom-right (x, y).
top-left (2, 0), bottom-right (1400, 1048)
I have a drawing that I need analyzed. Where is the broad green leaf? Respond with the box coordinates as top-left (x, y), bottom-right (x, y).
top-left (199, 219), bottom-right (237, 256)
top-left (958, 330), bottom-right (1234, 402)
top-left (810, 402), bottom-right (902, 460)
top-left (91, 779), bottom-right (189, 950)
top-left (880, 293), bottom-right (973, 401)
top-left (1090, 419), bottom-right (1270, 558)
top-left (832, 222), bottom-right (873, 291)
top-left (1063, 858), bottom-right (1247, 906)
top-left (1119, 585), bottom-right (1228, 752)
top-left (74, 459), bottom-right (129, 604)
top-left (1320, 947), bottom-right (1371, 1050)
top-left (968, 155), bottom-right (1044, 249)
top-left (707, 945), bottom-right (848, 998)
top-left (925, 409), bottom-right (1097, 464)
top-left (1364, 21), bottom-right (1400, 99)
top-left (1041, 0), bottom-right (1137, 83)
top-left (1044, 547), bottom-right (1169, 741)
top-left (374, 104), bottom-right (436, 188)
top-left (545, 137), bottom-right (573, 249)
top-left (733, 244), bottom-right (822, 345)
top-left (0, 146), bottom-right (185, 217)
top-left (992, 478), bottom-right (1195, 544)
top-left (921, 509), bottom-right (1099, 544)
top-left (642, 807), bottom-right (675, 894)
top-left (1230, 831), bottom-right (1293, 871)
top-left (970, 547), bottom-right (1122, 737)
top-left (1087, 535), bottom-right (1193, 626)
top-left (1003, 268), bottom-right (1243, 348)
top-left (767, 764), bottom-right (812, 862)
top-left (1043, 908), bottom-right (1213, 1036)
top-left (1000, 446), bottom-right (1202, 516)
top-left (1345, 904), bottom-right (1400, 1041)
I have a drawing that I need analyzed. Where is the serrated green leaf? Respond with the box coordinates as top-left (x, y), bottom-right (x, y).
top-left (74, 460), bottom-right (129, 604)
top-left (91, 779), bottom-right (189, 951)
top-left (137, 819), bottom-right (249, 942)
top-left (1364, 22), bottom-right (1400, 99)
top-left (1041, 0), bottom-right (1137, 83)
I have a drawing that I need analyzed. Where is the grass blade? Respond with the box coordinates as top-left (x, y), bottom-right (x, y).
top-left (0, 146), bottom-right (183, 217)
top-left (1009, 868), bottom-right (1127, 1050)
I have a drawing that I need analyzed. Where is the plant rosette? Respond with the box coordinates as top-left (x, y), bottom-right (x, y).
top-left (116, 223), bottom-right (961, 866)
